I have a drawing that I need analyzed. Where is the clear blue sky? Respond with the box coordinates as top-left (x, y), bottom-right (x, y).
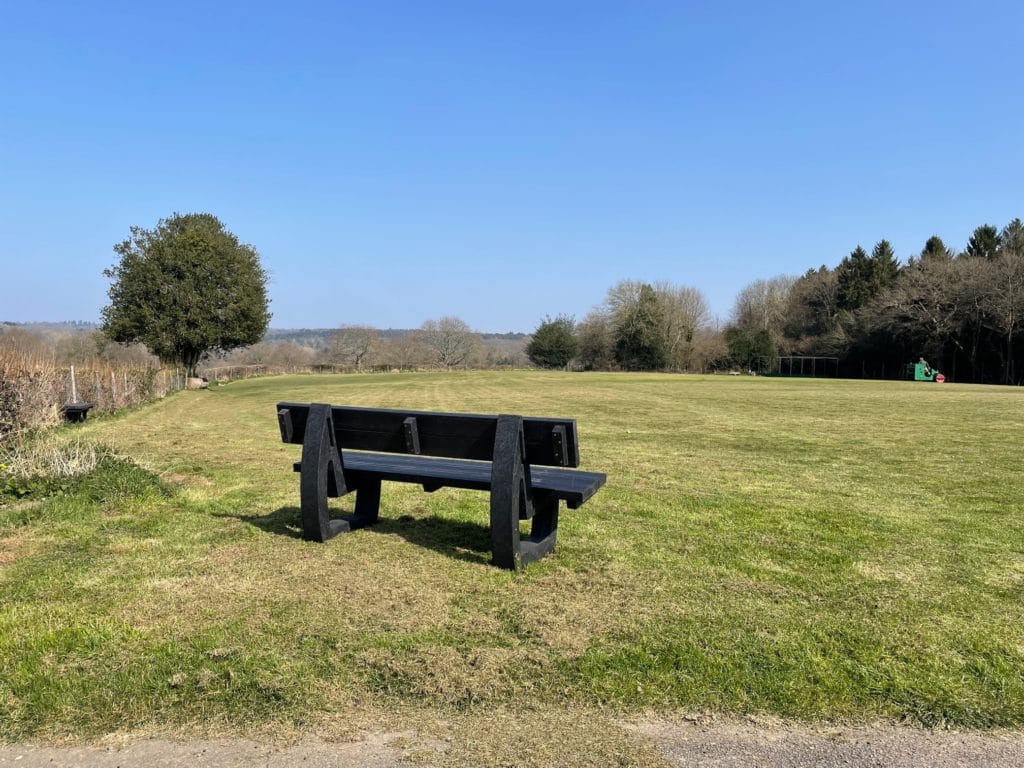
top-left (2, 1), bottom-right (1022, 331)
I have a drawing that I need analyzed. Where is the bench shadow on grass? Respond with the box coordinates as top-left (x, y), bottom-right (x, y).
top-left (226, 506), bottom-right (493, 565)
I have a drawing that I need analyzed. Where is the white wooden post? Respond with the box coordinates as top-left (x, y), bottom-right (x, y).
top-left (70, 366), bottom-right (78, 402)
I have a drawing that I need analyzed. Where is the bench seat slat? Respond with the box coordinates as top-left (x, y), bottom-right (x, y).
top-left (293, 450), bottom-right (606, 508)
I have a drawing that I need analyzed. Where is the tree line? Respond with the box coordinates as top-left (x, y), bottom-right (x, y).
top-left (89, 210), bottom-right (1024, 384)
top-left (525, 280), bottom-right (721, 372)
top-left (724, 218), bottom-right (1024, 384)
top-left (523, 217), bottom-right (1024, 384)
top-left (218, 316), bottom-right (528, 371)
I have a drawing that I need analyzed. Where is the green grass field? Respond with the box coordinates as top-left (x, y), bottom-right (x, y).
top-left (2, 372), bottom-right (1023, 752)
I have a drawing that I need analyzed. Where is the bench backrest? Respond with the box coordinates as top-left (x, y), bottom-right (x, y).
top-left (276, 402), bottom-right (580, 468)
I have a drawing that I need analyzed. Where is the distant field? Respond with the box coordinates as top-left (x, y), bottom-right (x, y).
top-left (2, 372), bottom-right (1023, 746)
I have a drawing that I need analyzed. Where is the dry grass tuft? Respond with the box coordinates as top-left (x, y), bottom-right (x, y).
top-left (358, 646), bottom-right (549, 706)
top-left (423, 706), bottom-right (674, 767)
top-left (0, 339), bottom-right (62, 440)
top-left (1, 434), bottom-right (114, 481)
top-left (0, 531), bottom-right (37, 567)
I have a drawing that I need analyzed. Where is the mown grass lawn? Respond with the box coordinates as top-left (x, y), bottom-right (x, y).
top-left (2, 372), bottom-right (1023, 745)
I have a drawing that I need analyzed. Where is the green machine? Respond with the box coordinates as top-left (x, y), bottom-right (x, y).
top-left (907, 359), bottom-right (945, 382)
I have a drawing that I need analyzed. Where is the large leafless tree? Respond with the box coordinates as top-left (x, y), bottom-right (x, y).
top-left (731, 275), bottom-right (796, 342)
top-left (420, 316), bottom-right (479, 369)
top-left (323, 325), bottom-right (380, 370)
top-left (982, 250), bottom-right (1024, 383)
top-left (653, 281), bottom-right (710, 371)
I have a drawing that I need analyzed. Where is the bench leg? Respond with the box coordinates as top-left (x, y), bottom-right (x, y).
top-left (520, 492), bottom-right (559, 566)
top-left (300, 404), bottom-right (349, 542)
top-left (351, 477), bottom-right (381, 527)
top-left (490, 494), bottom-right (521, 572)
top-left (313, 476), bottom-right (382, 533)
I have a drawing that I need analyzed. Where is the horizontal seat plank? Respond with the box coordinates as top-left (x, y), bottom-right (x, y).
top-left (293, 451), bottom-right (606, 509)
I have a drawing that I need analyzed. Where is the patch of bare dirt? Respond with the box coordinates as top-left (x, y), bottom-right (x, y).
top-left (0, 733), bottom-right (421, 767)
top-left (629, 715), bottom-right (1024, 768)
top-left (4, 714), bottom-right (1024, 767)
top-left (0, 532), bottom-right (35, 567)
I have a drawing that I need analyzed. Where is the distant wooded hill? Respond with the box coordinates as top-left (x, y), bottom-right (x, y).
top-left (264, 327), bottom-right (527, 348)
top-left (3, 322), bottom-right (526, 349)
top-left (1, 321), bottom-right (99, 332)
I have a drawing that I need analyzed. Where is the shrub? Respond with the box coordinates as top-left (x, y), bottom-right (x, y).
top-left (526, 316), bottom-right (579, 369)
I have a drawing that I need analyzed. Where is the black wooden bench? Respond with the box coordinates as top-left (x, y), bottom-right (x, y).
top-left (276, 402), bottom-right (607, 570)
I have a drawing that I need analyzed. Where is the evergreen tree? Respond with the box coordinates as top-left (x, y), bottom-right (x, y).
top-left (102, 213), bottom-right (270, 376)
top-left (836, 246), bottom-right (874, 310)
top-left (526, 315), bottom-right (579, 369)
top-left (1000, 218), bottom-right (1024, 256)
top-left (724, 326), bottom-right (775, 371)
top-left (614, 284), bottom-right (666, 370)
top-left (784, 266), bottom-right (841, 341)
top-left (870, 239), bottom-right (900, 291)
top-left (921, 235), bottom-right (954, 261)
top-left (724, 326), bottom-right (751, 369)
top-left (964, 224), bottom-right (1001, 259)
top-left (750, 329), bottom-right (776, 370)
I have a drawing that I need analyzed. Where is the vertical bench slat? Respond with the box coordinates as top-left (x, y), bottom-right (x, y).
top-left (402, 416), bottom-right (421, 454)
top-left (277, 408), bottom-right (294, 443)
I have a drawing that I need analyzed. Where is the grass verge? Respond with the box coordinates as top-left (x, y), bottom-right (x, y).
top-left (1, 372), bottom-right (1023, 744)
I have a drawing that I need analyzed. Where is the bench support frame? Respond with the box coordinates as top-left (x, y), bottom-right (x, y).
top-left (300, 404), bottom-right (381, 542)
top-left (490, 415), bottom-right (559, 570)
